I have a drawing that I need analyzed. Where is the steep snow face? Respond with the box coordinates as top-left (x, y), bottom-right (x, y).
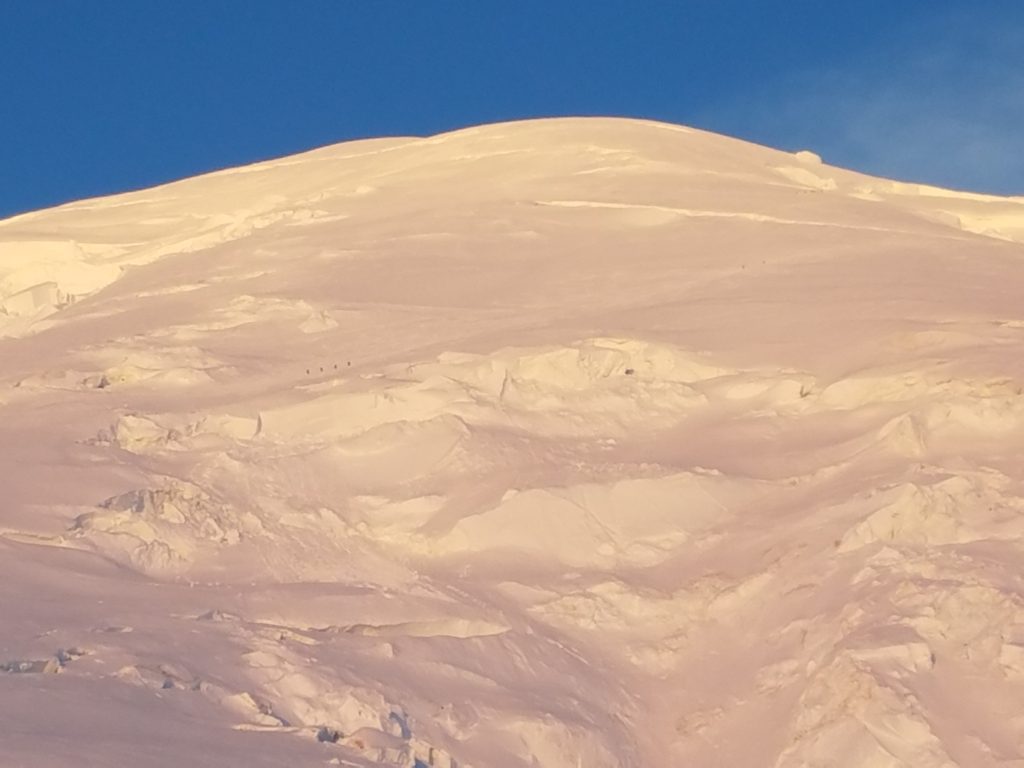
top-left (2, 118), bottom-right (1024, 768)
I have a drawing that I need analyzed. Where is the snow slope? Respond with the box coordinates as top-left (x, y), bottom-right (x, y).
top-left (2, 117), bottom-right (1024, 767)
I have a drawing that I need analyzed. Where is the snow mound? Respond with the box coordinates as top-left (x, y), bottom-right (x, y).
top-left (151, 294), bottom-right (339, 339)
top-left (837, 479), bottom-right (969, 551)
top-left (777, 656), bottom-right (955, 768)
top-left (433, 472), bottom-right (752, 567)
top-left (774, 164), bottom-right (838, 191)
top-left (261, 338), bottom-right (724, 441)
top-left (72, 481), bottom-right (245, 575)
top-left (0, 240), bottom-right (120, 312)
top-left (99, 411), bottom-right (261, 453)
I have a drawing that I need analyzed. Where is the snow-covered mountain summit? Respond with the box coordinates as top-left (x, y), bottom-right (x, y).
top-left (2, 118), bottom-right (1024, 767)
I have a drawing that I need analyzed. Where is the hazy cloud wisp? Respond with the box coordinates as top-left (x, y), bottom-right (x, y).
top-left (702, 11), bottom-right (1024, 195)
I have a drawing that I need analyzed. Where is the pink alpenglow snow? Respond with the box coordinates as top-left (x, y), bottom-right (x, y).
top-left (2, 117), bottom-right (1024, 767)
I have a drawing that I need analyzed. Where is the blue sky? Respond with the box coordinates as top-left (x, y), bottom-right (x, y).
top-left (2, 1), bottom-right (1021, 217)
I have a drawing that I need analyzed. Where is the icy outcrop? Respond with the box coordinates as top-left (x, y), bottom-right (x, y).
top-left (72, 482), bottom-right (245, 575)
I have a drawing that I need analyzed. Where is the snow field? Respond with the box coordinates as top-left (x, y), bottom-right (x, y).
top-left (2, 117), bottom-right (1024, 767)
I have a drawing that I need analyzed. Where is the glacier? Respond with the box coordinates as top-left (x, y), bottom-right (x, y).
top-left (2, 117), bottom-right (1024, 767)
